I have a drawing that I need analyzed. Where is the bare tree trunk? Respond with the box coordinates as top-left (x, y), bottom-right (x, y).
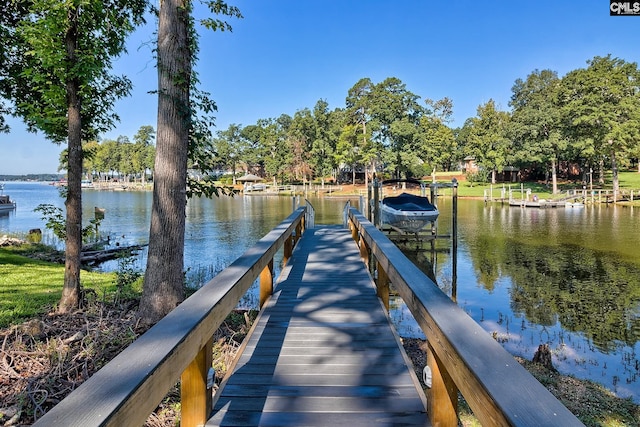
top-left (599, 158), bottom-right (605, 185)
top-left (139, 0), bottom-right (190, 325)
top-left (363, 120), bottom-right (368, 189)
top-left (59, 6), bottom-right (82, 313)
top-left (551, 156), bottom-right (558, 194)
top-left (611, 146), bottom-right (619, 198)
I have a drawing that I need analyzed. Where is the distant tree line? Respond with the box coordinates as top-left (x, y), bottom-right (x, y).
top-left (204, 55), bottom-right (640, 195)
top-left (67, 125), bottom-right (157, 183)
top-left (0, 174), bottom-right (64, 182)
top-left (68, 54), bottom-right (640, 194)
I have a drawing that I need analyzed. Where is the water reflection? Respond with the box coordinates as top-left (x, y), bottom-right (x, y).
top-left (407, 200), bottom-right (640, 402)
top-left (1, 182), bottom-right (637, 402)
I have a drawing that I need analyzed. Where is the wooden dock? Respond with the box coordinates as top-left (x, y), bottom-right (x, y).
top-left (33, 205), bottom-right (583, 427)
top-left (508, 198), bottom-right (566, 208)
top-left (208, 226), bottom-right (427, 426)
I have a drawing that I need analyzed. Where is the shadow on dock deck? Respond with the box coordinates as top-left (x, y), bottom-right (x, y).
top-left (208, 226), bottom-right (428, 426)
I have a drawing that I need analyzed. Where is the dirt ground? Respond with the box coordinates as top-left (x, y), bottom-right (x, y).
top-left (2, 304), bottom-right (638, 426)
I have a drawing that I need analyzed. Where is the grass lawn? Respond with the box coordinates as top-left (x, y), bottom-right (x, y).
top-left (616, 170), bottom-right (640, 190)
top-left (431, 170), bottom-right (640, 200)
top-left (0, 246), bottom-right (117, 328)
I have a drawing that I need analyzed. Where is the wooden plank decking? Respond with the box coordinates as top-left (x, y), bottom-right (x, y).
top-left (208, 226), bottom-right (428, 426)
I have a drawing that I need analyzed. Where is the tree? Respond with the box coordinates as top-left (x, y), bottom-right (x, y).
top-left (1, 0), bottom-right (146, 312)
top-left (558, 55), bottom-right (640, 196)
top-left (138, 0), bottom-right (241, 324)
top-left (467, 100), bottom-right (512, 184)
top-left (287, 108), bottom-right (315, 183)
top-left (138, 0), bottom-right (192, 323)
top-left (510, 69), bottom-right (565, 193)
top-left (215, 124), bottom-right (247, 181)
top-left (335, 123), bottom-right (361, 185)
top-left (418, 118), bottom-right (456, 174)
top-left (310, 99), bottom-right (336, 186)
top-left (259, 115), bottom-right (291, 183)
top-left (133, 125), bottom-right (156, 182)
top-left (0, 2), bottom-right (27, 133)
top-left (417, 97), bottom-right (456, 174)
top-left (82, 140), bottom-right (100, 179)
top-left (345, 78), bottom-right (377, 184)
top-left (369, 77), bottom-right (423, 179)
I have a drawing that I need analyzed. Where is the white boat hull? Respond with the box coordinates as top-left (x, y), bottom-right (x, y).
top-left (380, 204), bottom-right (439, 233)
top-left (0, 194), bottom-right (16, 212)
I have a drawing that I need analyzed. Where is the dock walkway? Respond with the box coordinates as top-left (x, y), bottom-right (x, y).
top-left (208, 226), bottom-right (428, 426)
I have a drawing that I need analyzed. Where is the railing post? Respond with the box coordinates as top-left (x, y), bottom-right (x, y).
top-left (294, 221), bottom-right (302, 245)
top-left (260, 259), bottom-right (274, 308)
top-left (373, 178), bottom-right (380, 227)
top-left (181, 338), bottom-right (213, 427)
top-left (426, 342), bottom-right (458, 427)
top-left (283, 235), bottom-right (293, 265)
top-left (358, 234), bottom-right (369, 267)
top-left (350, 218), bottom-right (358, 242)
top-left (376, 261), bottom-right (389, 311)
top-left (367, 183), bottom-right (372, 220)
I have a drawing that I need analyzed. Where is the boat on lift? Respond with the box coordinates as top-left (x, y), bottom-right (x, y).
top-left (0, 183), bottom-right (16, 212)
top-left (379, 179), bottom-right (439, 233)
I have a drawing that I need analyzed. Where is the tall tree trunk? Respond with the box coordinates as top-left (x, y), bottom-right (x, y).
top-left (59, 6), bottom-right (82, 313)
top-left (551, 156), bottom-right (558, 194)
top-left (139, 0), bottom-right (190, 325)
top-left (363, 120), bottom-right (369, 189)
top-left (599, 158), bottom-right (605, 185)
top-left (611, 146), bottom-right (619, 198)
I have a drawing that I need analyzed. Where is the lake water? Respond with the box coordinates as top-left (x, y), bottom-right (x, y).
top-left (1, 181), bottom-right (639, 403)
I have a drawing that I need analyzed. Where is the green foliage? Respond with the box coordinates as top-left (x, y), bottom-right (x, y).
top-left (34, 204), bottom-right (102, 243)
top-left (558, 55), bottom-right (640, 192)
top-left (33, 204), bottom-right (66, 240)
top-left (465, 170), bottom-right (490, 185)
top-left (466, 99), bottom-right (512, 183)
top-left (197, 59), bottom-right (638, 188)
top-left (200, 0), bottom-right (243, 31)
top-left (509, 69), bottom-right (564, 192)
top-left (3, 0), bottom-right (148, 142)
top-left (114, 255), bottom-right (142, 301)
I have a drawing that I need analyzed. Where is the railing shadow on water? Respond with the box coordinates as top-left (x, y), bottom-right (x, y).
top-left (346, 207), bottom-right (584, 427)
top-left (33, 203), bottom-right (314, 427)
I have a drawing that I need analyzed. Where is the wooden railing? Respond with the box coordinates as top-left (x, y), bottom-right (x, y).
top-left (33, 206), bottom-right (309, 427)
top-left (347, 207), bottom-right (584, 427)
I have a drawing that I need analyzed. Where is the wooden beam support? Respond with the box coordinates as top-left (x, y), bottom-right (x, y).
top-left (294, 221), bottom-right (302, 245)
top-left (259, 260), bottom-right (274, 308)
top-left (376, 260), bottom-right (390, 311)
top-left (283, 236), bottom-right (293, 265)
top-left (358, 234), bottom-right (369, 267)
top-left (427, 341), bottom-right (458, 427)
top-left (350, 219), bottom-right (358, 242)
top-left (181, 338), bottom-right (213, 427)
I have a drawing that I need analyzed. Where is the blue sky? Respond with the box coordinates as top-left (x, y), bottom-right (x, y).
top-left (2, 0), bottom-right (639, 175)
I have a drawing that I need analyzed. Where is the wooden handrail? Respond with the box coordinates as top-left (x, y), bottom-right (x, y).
top-left (347, 208), bottom-right (584, 427)
top-left (33, 207), bottom-right (308, 427)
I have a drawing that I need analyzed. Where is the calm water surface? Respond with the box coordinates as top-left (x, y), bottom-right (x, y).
top-left (1, 181), bottom-right (639, 402)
